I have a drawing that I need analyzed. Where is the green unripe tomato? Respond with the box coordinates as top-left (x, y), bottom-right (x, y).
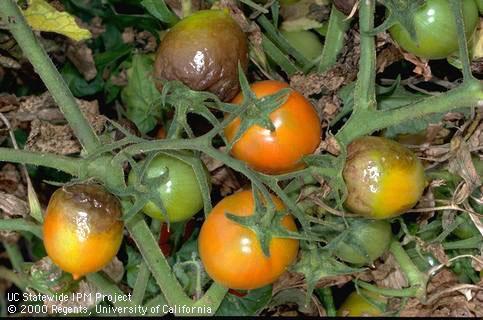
top-left (335, 219), bottom-right (392, 265)
top-left (128, 153), bottom-right (209, 222)
top-left (453, 214), bottom-right (480, 239)
top-left (389, 0), bottom-right (479, 59)
top-left (343, 136), bottom-right (426, 219)
top-left (337, 290), bottom-right (386, 316)
top-left (280, 30), bottom-right (324, 61)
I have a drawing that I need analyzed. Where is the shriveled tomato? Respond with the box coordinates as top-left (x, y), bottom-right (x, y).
top-left (154, 10), bottom-right (248, 101)
top-left (43, 184), bottom-right (123, 280)
top-left (128, 152), bottom-right (208, 223)
top-left (198, 190), bottom-right (299, 290)
top-left (388, 0), bottom-right (479, 59)
top-left (224, 80), bottom-right (322, 174)
top-left (343, 136), bottom-right (426, 219)
top-left (337, 290), bottom-right (387, 316)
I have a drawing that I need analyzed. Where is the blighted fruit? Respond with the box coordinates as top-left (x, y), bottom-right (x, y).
top-left (154, 10), bottom-right (248, 101)
top-left (343, 136), bottom-right (426, 219)
top-left (43, 184), bottom-right (123, 280)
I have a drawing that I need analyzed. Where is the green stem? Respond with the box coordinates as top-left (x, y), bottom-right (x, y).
top-left (86, 273), bottom-right (136, 309)
top-left (389, 239), bottom-right (428, 299)
top-left (262, 34), bottom-right (301, 76)
top-left (0, 148), bottom-right (83, 177)
top-left (257, 15), bottom-right (312, 68)
top-left (132, 262), bottom-right (151, 305)
top-left (354, 0), bottom-right (376, 111)
top-left (0, 0), bottom-right (100, 154)
top-left (442, 236), bottom-right (483, 250)
top-left (0, 219), bottom-right (42, 239)
top-left (144, 294), bottom-right (168, 315)
top-left (126, 215), bottom-right (227, 315)
top-left (449, 0), bottom-right (473, 82)
top-left (336, 79), bottom-right (483, 144)
top-left (356, 280), bottom-right (420, 298)
top-left (317, 5), bottom-right (350, 73)
top-left (3, 242), bottom-right (23, 272)
top-left (316, 287), bottom-right (336, 316)
top-left (0, 266), bottom-right (27, 290)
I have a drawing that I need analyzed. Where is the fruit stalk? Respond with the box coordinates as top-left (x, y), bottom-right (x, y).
top-left (0, 0), bottom-right (100, 154)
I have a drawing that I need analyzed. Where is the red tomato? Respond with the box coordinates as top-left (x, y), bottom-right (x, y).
top-left (224, 80), bottom-right (322, 174)
top-left (198, 190), bottom-right (299, 290)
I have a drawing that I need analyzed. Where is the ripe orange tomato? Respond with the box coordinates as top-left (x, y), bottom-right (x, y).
top-left (198, 189), bottom-right (299, 290)
top-left (43, 184), bottom-right (123, 280)
top-left (224, 80), bottom-right (322, 175)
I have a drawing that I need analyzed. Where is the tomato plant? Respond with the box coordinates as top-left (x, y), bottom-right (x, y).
top-left (343, 136), bottom-right (426, 219)
top-left (389, 0), bottom-right (479, 59)
top-left (337, 290), bottom-right (387, 316)
top-left (43, 184), bottom-right (123, 280)
top-left (280, 30), bottom-right (324, 61)
top-left (224, 80), bottom-right (322, 174)
top-left (198, 190), bottom-right (299, 290)
top-left (128, 153), bottom-right (208, 223)
top-left (333, 219), bottom-right (392, 265)
top-left (154, 9), bottom-right (248, 101)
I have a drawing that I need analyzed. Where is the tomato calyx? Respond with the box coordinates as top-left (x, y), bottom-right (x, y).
top-left (224, 65), bottom-right (292, 152)
top-left (224, 189), bottom-right (301, 257)
top-left (370, 0), bottom-right (425, 41)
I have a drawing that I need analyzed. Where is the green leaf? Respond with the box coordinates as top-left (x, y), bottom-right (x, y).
top-left (141, 0), bottom-right (179, 26)
top-left (126, 245), bottom-right (160, 297)
top-left (61, 62), bottom-right (104, 97)
top-left (121, 54), bottom-right (163, 134)
top-left (371, 0), bottom-right (426, 42)
top-left (216, 285), bottom-right (272, 316)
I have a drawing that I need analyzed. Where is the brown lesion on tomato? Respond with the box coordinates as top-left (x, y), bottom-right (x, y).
top-left (153, 10), bottom-right (248, 102)
top-left (49, 184), bottom-right (122, 234)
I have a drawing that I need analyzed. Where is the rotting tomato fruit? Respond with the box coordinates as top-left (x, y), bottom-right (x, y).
top-left (43, 184), bottom-right (123, 280)
top-left (280, 30), bottom-right (324, 61)
top-left (343, 136), bottom-right (426, 219)
top-left (128, 152), bottom-right (208, 223)
top-left (388, 0), bottom-right (479, 59)
top-left (198, 189), bottom-right (299, 290)
top-left (224, 80), bottom-right (322, 175)
top-left (337, 290), bottom-right (387, 316)
top-left (333, 219), bottom-right (392, 265)
top-left (154, 10), bottom-right (248, 101)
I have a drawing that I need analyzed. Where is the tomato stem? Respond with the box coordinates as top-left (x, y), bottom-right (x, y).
top-left (449, 0), bottom-right (474, 82)
top-left (3, 242), bottom-right (24, 273)
top-left (0, 0), bottom-right (101, 154)
top-left (0, 218), bottom-right (43, 239)
top-left (316, 287), bottom-right (337, 316)
top-left (0, 148), bottom-right (83, 177)
top-left (317, 5), bottom-right (351, 73)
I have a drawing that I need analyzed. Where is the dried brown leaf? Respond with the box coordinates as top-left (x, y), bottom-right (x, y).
top-left (0, 164), bottom-right (26, 198)
top-left (370, 254), bottom-right (408, 289)
top-left (448, 137), bottom-right (481, 203)
top-left (66, 41), bottom-right (97, 81)
top-left (401, 52), bottom-right (432, 81)
top-left (102, 257), bottom-right (124, 283)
